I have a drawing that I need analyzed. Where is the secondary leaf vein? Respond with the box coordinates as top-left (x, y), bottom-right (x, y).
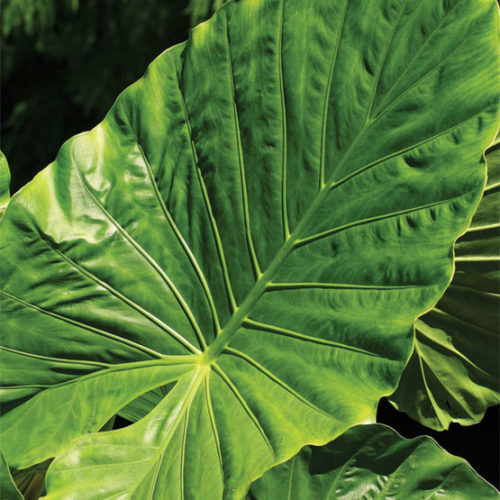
top-left (70, 157), bottom-right (204, 351)
top-left (242, 318), bottom-right (384, 359)
top-left (173, 56), bottom-right (237, 315)
top-left (0, 289), bottom-right (164, 359)
top-left (224, 347), bottom-right (336, 421)
top-left (225, 10), bottom-right (262, 279)
top-left (212, 364), bottom-right (274, 456)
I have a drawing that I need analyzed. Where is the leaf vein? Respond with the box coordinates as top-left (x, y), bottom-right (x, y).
top-left (295, 192), bottom-right (468, 248)
top-left (0, 346), bottom-right (110, 368)
top-left (242, 318), bottom-right (384, 359)
top-left (173, 56), bottom-right (237, 315)
top-left (212, 364), bottom-right (274, 456)
top-left (279, 0), bottom-right (289, 239)
top-left (34, 228), bottom-right (197, 354)
top-left (205, 374), bottom-right (223, 470)
top-left (266, 282), bottom-right (423, 291)
top-left (225, 10), bottom-right (262, 279)
top-left (137, 141), bottom-right (219, 340)
top-left (318, 0), bottom-right (350, 189)
top-left (364, 0), bottom-right (411, 119)
top-left (0, 290), bottom-right (164, 359)
top-left (224, 347), bottom-right (336, 421)
top-left (70, 157), bottom-right (203, 352)
top-left (371, 0), bottom-right (462, 118)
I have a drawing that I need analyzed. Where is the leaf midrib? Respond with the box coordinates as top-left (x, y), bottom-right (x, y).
top-left (204, 110), bottom-right (482, 362)
top-left (203, 5), bottom-right (485, 361)
top-left (205, 175), bottom-right (333, 361)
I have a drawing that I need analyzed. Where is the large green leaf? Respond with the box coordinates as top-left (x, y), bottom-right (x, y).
top-left (1, 0), bottom-right (499, 498)
top-left (123, 134), bottom-right (500, 428)
top-left (390, 135), bottom-right (500, 430)
top-left (249, 424), bottom-right (499, 499)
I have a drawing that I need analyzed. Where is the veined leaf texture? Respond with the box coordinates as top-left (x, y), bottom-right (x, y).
top-left (0, 0), bottom-right (498, 498)
top-left (390, 136), bottom-right (500, 431)
top-left (250, 424), bottom-right (499, 499)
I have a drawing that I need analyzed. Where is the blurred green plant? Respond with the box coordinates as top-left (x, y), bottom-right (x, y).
top-left (1, 0), bottom-right (191, 192)
top-left (1, 0), bottom-right (79, 39)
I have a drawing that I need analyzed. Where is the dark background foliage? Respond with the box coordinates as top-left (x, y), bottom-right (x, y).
top-left (2, 0), bottom-right (197, 191)
top-left (1, 0), bottom-right (498, 490)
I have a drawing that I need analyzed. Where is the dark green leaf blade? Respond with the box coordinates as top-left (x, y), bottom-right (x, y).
top-left (1, 0), bottom-right (499, 498)
top-left (186, 0), bottom-right (226, 26)
top-left (0, 452), bottom-right (23, 500)
top-left (390, 135), bottom-right (500, 430)
top-left (250, 424), bottom-right (499, 499)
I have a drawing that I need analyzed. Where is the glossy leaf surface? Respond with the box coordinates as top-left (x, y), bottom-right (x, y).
top-left (1, 0), bottom-right (499, 498)
top-left (390, 136), bottom-right (500, 430)
top-left (250, 424), bottom-right (499, 499)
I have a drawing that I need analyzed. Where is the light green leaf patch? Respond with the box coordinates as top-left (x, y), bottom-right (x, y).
top-left (1, 0), bottom-right (499, 498)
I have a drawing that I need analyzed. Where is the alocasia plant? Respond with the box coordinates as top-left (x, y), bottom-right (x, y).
top-left (0, 0), bottom-right (499, 498)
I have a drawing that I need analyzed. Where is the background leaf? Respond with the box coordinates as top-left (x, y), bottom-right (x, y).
top-left (0, 452), bottom-right (23, 500)
top-left (1, 0), bottom-right (190, 193)
top-left (390, 135), bottom-right (500, 430)
top-left (0, 151), bottom-right (11, 216)
top-left (185, 0), bottom-right (226, 26)
top-left (1, 0), bottom-right (499, 498)
top-left (249, 424), bottom-right (499, 499)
